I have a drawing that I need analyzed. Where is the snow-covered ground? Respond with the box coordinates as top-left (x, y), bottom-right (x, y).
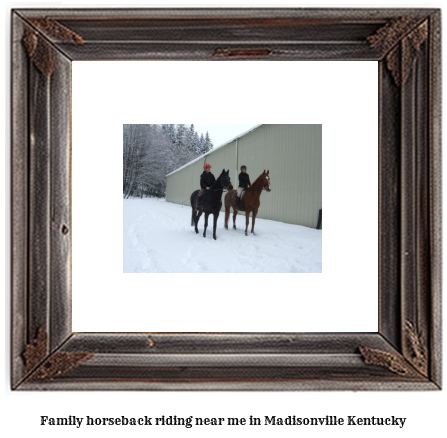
top-left (123, 198), bottom-right (322, 273)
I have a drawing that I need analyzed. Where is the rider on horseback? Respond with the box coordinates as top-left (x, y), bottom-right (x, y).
top-left (196, 163), bottom-right (215, 210)
top-left (236, 165), bottom-right (251, 210)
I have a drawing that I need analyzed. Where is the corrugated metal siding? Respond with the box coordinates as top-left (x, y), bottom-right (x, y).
top-left (166, 141), bottom-right (237, 209)
top-left (237, 124), bottom-right (321, 227)
top-left (166, 124), bottom-right (322, 227)
top-left (204, 140), bottom-right (236, 187)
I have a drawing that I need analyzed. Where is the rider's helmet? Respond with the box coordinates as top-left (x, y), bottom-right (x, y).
top-left (240, 165), bottom-right (247, 171)
top-left (204, 163), bottom-right (212, 170)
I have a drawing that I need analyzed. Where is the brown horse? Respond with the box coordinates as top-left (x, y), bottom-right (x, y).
top-left (224, 170), bottom-right (271, 236)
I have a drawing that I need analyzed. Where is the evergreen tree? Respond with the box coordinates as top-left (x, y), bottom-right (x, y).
top-left (193, 131), bottom-right (201, 155)
top-left (199, 133), bottom-right (205, 155)
top-left (175, 124), bottom-right (187, 150)
top-left (162, 124), bottom-right (176, 144)
top-left (203, 131), bottom-right (213, 153)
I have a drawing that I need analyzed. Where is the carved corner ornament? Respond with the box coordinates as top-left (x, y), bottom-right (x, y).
top-left (404, 320), bottom-right (428, 376)
top-left (23, 328), bottom-right (93, 381)
top-left (22, 17), bottom-right (84, 77)
top-left (360, 320), bottom-right (428, 379)
top-left (359, 346), bottom-right (422, 379)
top-left (367, 17), bottom-right (428, 86)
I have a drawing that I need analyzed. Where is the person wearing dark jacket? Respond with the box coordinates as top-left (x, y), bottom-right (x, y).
top-left (196, 163), bottom-right (215, 209)
top-left (236, 165), bottom-right (250, 210)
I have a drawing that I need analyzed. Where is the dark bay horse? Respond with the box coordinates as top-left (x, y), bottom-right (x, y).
top-left (224, 170), bottom-right (271, 236)
top-left (190, 169), bottom-right (233, 240)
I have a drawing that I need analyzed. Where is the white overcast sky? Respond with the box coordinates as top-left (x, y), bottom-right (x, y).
top-left (193, 124), bottom-right (259, 148)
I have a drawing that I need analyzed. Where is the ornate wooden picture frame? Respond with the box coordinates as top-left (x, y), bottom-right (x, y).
top-left (11, 8), bottom-right (441, 390)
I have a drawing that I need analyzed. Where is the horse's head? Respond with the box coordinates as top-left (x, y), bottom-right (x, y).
top-left (220, 169), bottom-right (233, 191)
top-left (261, 170), bottom-right (271, 192)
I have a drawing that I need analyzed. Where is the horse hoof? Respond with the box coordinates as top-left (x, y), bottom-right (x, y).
top-left (213, 236), bottom-right (216, 240)
top-left (233, 226), bottom-right (236, 230)
top-left (245, 232), bottom-right (248, 236)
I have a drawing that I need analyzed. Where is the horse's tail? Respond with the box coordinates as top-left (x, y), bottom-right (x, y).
top-left (190, 191), bottom-right (196, 226)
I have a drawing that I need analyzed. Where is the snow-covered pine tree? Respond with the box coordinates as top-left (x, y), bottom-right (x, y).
top-left (204, 131), bottom-right (213, 153)
top-left (162, 124), bottom-right (176, 145)
top-left (198, 133), bottom-right (205, 155)
top-left (175, 124), bottom-right (187, 150)
top-left (184, 124), bottom-right (199, 162)
top-left (193, 130), bottom-right (201, 155)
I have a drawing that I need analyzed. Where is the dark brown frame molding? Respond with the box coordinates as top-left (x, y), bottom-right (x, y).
top-left (11, 8), bottom-right (441, 390)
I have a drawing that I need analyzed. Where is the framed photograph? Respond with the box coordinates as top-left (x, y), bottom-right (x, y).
top-left (122, 123), bottom-right (322, 273)
top-left (11, 8), bottom-right (441, 390)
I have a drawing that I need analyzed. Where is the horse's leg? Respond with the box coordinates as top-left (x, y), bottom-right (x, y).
top-left (203, 212), bottom-right (209, 238)
top-left (245, 210), bottom-right (250, 236)
top-left (213, 212), bottom-right (219, 240)
top-left (232, 207), bottom-right (238, 230)
top-left (224, 207), bottom-right (230, 230)
top-left (251, 209), bottom-right (258, 235)
top-left (194, 211), bottom-right (202, 234)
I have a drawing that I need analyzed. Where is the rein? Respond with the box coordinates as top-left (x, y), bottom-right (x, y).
top-left (246, 182), bottom-right (271, 192)
top-left (207, 188), bottom-right (230, 192)
top-left (180, 178), bottom-right (231, 207)
top-left (243, 174), bottom-right (271, 193)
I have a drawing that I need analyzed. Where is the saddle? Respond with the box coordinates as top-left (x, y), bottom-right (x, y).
top-left (233, 190), bottom-right (246, 211)
top-left (195, 189), bottom-right (207, 211)
top-left (232, 189), bottom-right (247, 201)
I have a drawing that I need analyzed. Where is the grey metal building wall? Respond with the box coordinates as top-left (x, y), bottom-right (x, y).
top-left (165, 156), bottom-right (205, 205)
top-left (237, 124), bottom-right (322, 227)
top-left (165, 141), bottom-right (236, 207)
top-left (166, 124), bottom-right (322, 228)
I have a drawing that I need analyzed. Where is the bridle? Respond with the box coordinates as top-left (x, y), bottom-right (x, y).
top-left (221, 176), bottom-right (232, 192)
top-left (261, 180), bottom-right (270, 190)
top-left (255, 175), bottom-right (271, 191)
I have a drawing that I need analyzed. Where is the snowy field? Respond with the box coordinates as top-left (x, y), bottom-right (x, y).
top-left (123, 198), bottom-right (322, 273)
